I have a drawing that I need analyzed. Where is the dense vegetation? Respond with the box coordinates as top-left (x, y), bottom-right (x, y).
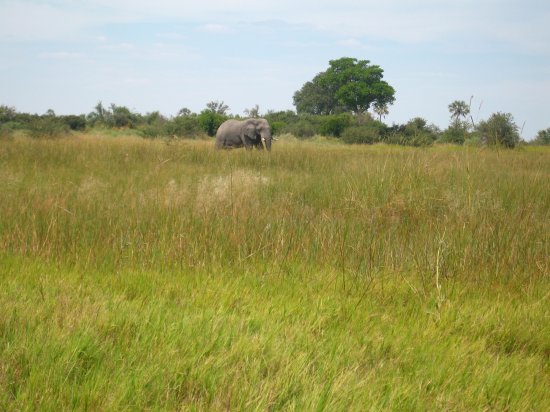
top-left (1, 101), bottom-right (546, 148)
top-left (1, 137), bottom-right (549, 409)
top-left (1, 57), bottom-right (547, 146)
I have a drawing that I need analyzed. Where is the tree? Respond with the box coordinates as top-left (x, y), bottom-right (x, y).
top-left (205, 101), bottom-right (230, 115)
top-left (444, 100), bottom-right (472, 144)
top-left (177, 107), bottom-right (193, 117)
top-left (199, 101), bottom-right (229, 136)
top-left (293, 77), bottom-right (340, 115)
top-left (61, 115), bottom-right (86, 131)
top-left (294, 57), bottom-right (395, 115)
top-left (373, 102), bottom-right (389, 121)
top-left (0, 105), bottom-right (17, 123)
top-left (477, 112), bottom-right (519, 148)
top-left (533, 128), bottom-right (550, 145)
top-left (87, 101), bottom-right (107, 126)
top-left (244, 104), bottom-right (260, 118)
top-left (386, 117), bottom-right (439, 146)
top-left (110, 104), bottom-right (137, 128)
top-left (448, 100), bottom-right (470, 124)
top-left (198, 110), bottom-right (227, 137)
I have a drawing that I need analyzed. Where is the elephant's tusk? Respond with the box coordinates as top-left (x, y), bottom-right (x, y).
top-left (261, 137), bottom-right (267, 151)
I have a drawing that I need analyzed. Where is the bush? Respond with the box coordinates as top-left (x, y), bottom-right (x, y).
top-left (319, 114), bottom-right (352, 137)
top-left (0, 105), bottom-right (17, 123)
top-left (28, 117), bottom-right (69, 138)
top-left (269, 121), bottom-right (286, 137)
top-left (284, 120), bottom-right (318, 138)
top-left (167, 116), bottom-right (202, 138)
top-left (441, 122), bottom-right (470, 144)
top-left (0, 121), bottom-right (21, 138)
top-left (477, 112), bottom-right (519, 148)
top-left (533, 128), bottom-right (550, 145)
top-left (341, 125), bottom-right (381, 144)
top-left (383, 117), bottom-right (438, 146)
top-left (111, 105), bottom-right (138, 128)
top-left (138, 124), bottom-right (165, 138)
top-left (61, 115), bottom-right (87, 131)
top-left (198, 111), bottom-right (227, 137)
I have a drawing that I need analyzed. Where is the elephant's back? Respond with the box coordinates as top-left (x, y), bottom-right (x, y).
top-left (216, 119), bottom-right (240, 135)
top-left (215, 119), bottom-right (242, 148)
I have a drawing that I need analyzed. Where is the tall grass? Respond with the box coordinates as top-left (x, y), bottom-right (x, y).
top-left (1, 136), bottom-right (547, 279)
top-left (1, 135), bottom-right (549, 410)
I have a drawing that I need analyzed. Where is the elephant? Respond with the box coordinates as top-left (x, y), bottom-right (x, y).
top-left (215, 118), bottom-right (272, 151)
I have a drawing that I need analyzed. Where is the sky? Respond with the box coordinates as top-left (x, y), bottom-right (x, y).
top-left (1, 0), bottom-right (549, 139)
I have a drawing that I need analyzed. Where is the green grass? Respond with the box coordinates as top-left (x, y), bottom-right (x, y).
top-left (1, 135), bottom-right (549, 410)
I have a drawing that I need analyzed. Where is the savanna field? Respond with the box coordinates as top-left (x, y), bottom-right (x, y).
top-left (0, 135), bottom-right (549, 410)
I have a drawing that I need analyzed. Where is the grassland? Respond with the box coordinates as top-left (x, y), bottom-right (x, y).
top-left (1, 135), bottom-right (549, 410)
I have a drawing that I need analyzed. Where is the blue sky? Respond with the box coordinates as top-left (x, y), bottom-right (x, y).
top-left (1, 0), bottom-right (549, 139)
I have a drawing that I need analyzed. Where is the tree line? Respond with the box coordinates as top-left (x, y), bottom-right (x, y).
top-left (1, 57), bottom-right (549, 147)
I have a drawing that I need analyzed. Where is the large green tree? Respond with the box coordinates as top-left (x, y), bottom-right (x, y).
top-left (293, 57), bottom-right (395, 115)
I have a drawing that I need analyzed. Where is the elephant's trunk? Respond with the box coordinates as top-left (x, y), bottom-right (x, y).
top-left (261, 130), bottom-right (272, 151)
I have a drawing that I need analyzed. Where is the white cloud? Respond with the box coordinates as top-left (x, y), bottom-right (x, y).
top-left (2, 0), bottom-right (548, 54)
top-left (0, 1), bottom-right (96, 41)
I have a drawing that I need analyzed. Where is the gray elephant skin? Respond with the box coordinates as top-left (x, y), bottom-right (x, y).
top-left (215, 118), bottom-right (272, 151)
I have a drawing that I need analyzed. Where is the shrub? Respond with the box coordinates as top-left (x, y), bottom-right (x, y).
top-left (341, 125), bottom-right (381, 144)
top-left (167, 116), bottom-right (202, 138)
top-left (384, 117), bottom-right (438, 146)
top-left (477, 112), bottom-right (519, 148)
top-left (61, 115), bottom-right (87, 131)
top-left (441, 121), bottom-right (470, 144)
top-left (533, 128), bottom-right (550, 145)
top-left (111, 105), bottom-right (138, 128)
top-left (139, 124), bottom-right (165, 138)
top-left (284, 120), bottom-right (317, 138)
top-left (269, 121), bottom-right (286, 137)
top-left (28, 117), bottom-right (69, 138)
top-left (198, 111), bottom-right (227, 137)
top-left (319, 114), bottom-right (352, 137)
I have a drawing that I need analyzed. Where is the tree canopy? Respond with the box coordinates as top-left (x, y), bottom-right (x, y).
top-left (293, 57), bottom-right (395, 116)
top-left (533, 128), bottom-right (550, 145)
top-left (448, 100), bottom-right (470, 124)
top-left (477, 112), bottom-right (520, 148)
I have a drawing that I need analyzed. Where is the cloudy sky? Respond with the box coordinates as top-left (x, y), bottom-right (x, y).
top-left (1, 0), bottom-right (548, 139)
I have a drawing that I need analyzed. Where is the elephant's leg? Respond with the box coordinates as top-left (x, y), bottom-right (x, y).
top-left (241, 136), bottom-right (255, 150)
top-left (239, 134), bottom-right (250, 149)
